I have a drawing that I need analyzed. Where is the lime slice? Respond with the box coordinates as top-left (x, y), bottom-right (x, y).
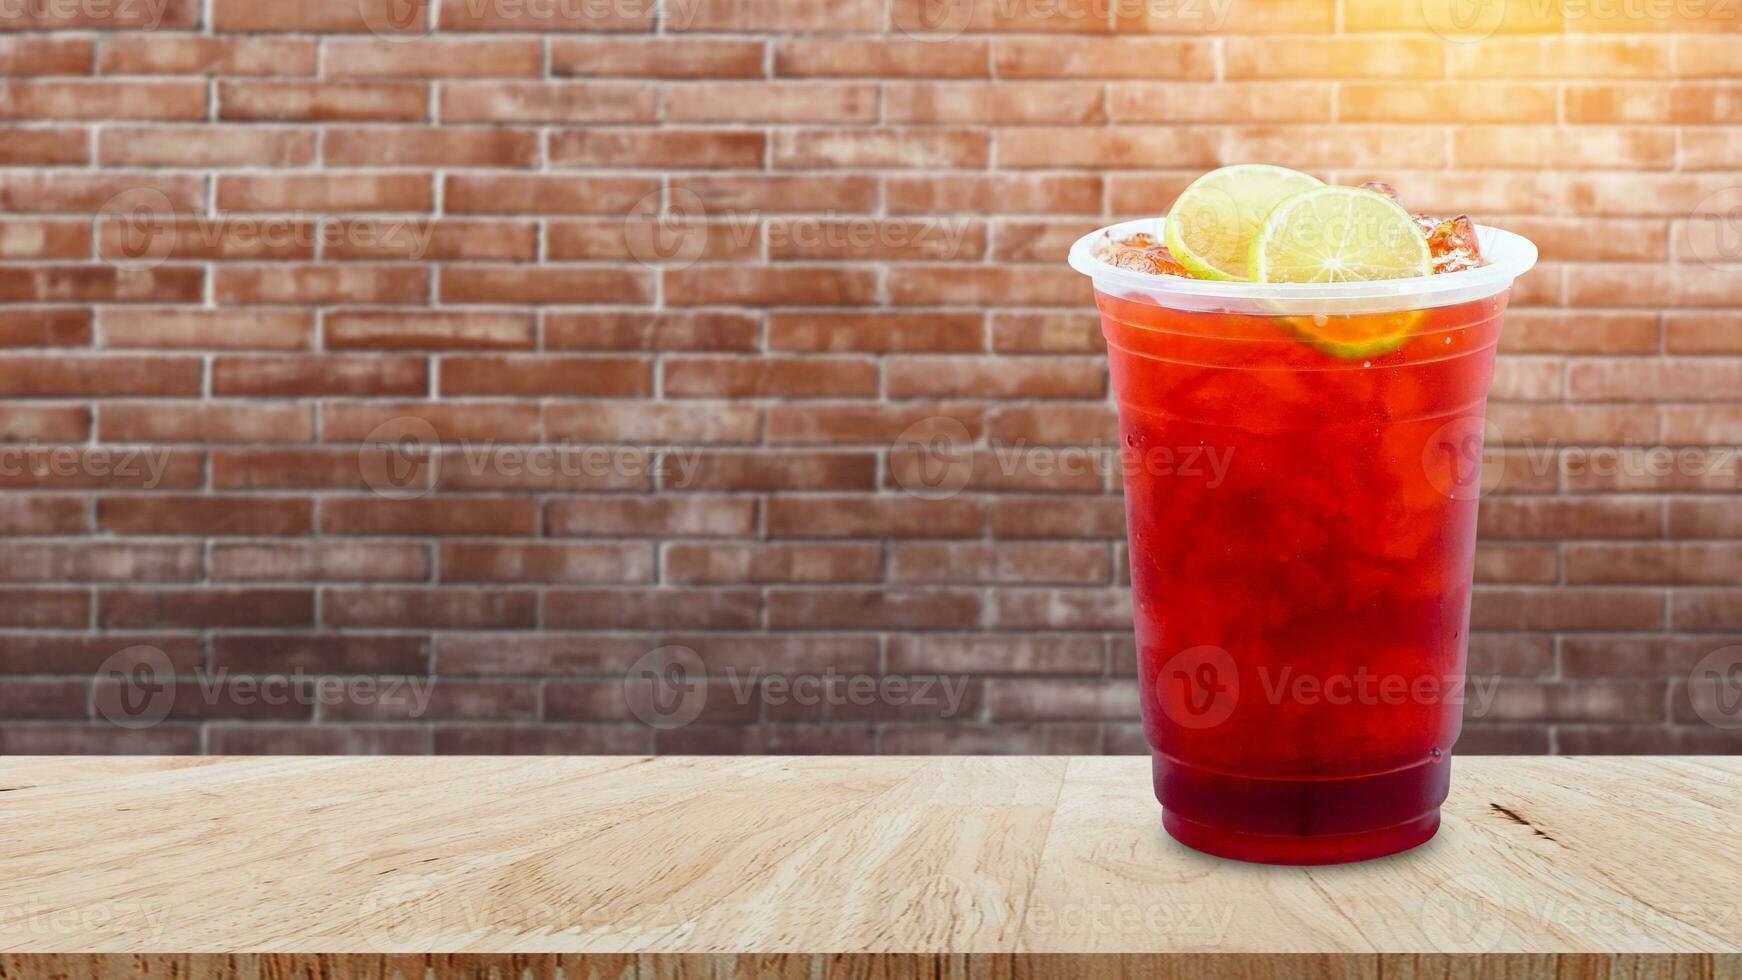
top-left (1248, 185), bottom-right (1432, 284)
top-left (1163, 164), bottom-right (1322, 281)
top-left (1281, 310), bottom-right (1426, 359)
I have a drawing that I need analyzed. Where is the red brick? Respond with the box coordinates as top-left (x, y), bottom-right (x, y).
top-left (0, 724), bottom-right (199, 754)
top-left (1452, 128), bottom-right (1674, 173)
top-left (887, 355), bottom-right (1102, 400)
top-left (325, 127), bottom-right (539, 167)
top-left (1672, 591), bottom-right (1742, 631)
top-left (670, 174), bottom-right (879, 213)
top-left (766, 404), bottom-right (981, 445)
top-left (435, 633), bottom-right (648, 676)
top-left (328, 679), bottom-right (538, 723)
top-left (985, 404), bottom-right (1115, 446)
top-left (545, 219), bottom-right (760, 263)
top-left (1500, 311), bottom-right (1658, 356)
top-left (879, 723), bottom-right (1099, 755)
top-left (1480, 682), bottom-right (1665, 724)
top-left (894, 543), bottom-right (1109, 584)
top-left (663, 357), bottom-right (877, 399)
top-left (0, 404), bottom-right (89, 441)
top-left (211, 448), bottom-right (373, 490)
top-left (767, 589), bottom-right (982, 630)
top-left (433, 447), bottom-right (650, 493)
top-left (1473, 544), bottom-right (1559, 585)
top-left (326, 38), bottom-right (543, 78)
top-left (0, 128), bottom-right (88, 165)
top-left (320, 497), bottom-right (537, 536)
top-left (676, 0), bottom-right (879, 32)
top-left (0, 542), bottom-right (199, 582)
top-left (440, 355), bottom-right (648, 397)
top-left (1111, 82), bottom-right (1333, 123)
top-left (0, 173), bottom-right (200, 213)
top-left (1223, 37), bottom-right (1442, 78)
top-left (546, 496), bottom-right (757, 537)
top-left (0, 679), bottom-right (90, 719)
top-left (1569, 359), bottom-right (1742, 401)
top-left (1344, 0), bottom-right (1556, 32)
top-left (544, 589), bottom-right (760, 630)
top-left (996, 126), bottom-right (1219, 169)
top-left (664, 266), bottom-right (877, 307)
top-left (546, 402), bottom-right (761, 445)
top-left (324, 219), bottom-right (536, 262)
top-left (992, 588), bottom-right (1130, 630)
top-left (0, 496), bottom-right (90, 536)
top-left (325, 311), bottom-right (535, 351)
top-left (207, 725), bottom-right (430, 755)
top-left (439, 0), bottom-right (649, 31)
top-left (439, 81), bottom-right (656, 123)
top-left (766, 496), bottom-right (982, 539)
top-left (0, 37), bottom-right (93, 74)
top-left (0, 634), bottom-right (201, 674)
top-left (551, 37), bottom-right (764, 78)
top-left (1479, 498), bottom-right (1659, 540)
top-left (659, 725), bottom-right (876, 755)
top-left (1449, 36), bottom-right (1669, 77)
top-left (0, 308), bottom-right (90, 345)
top-left (441, 542), bottom-right (653, 584)
top-left (666, 451), bottom-right (876, 492)
top-left (989, 496), bottom-right (1124, 538)
top-left (890, 266), bottom-right (1087, 307)
top-left (0, 590), bottom-right (86, 628)
top-left (324, 588), bottom-right (536, 629)
top-left (99, 496), bottom-right (312, 536)
top-left (992, 312), bottom-right (1104, 353)
top-left (211, 542), bottom-right (430, 582)
top-left (766, 312), bottom-right (981, 353)
top-left (778, 38), bottom-right (985, 77)
top-left (101, 126), bottom-right (315, 168)
top-left (1472, 589), bottom-right (1665, 631)
top-left (435, 724), bottom-right (648, 754)
top-left (218, 174), bottom-right (432, 213)
top-left (0, 355), bottom-right (200, 397)
top-left (220, 81), bottom-right (429, 122)
top-left (445, 174), bottom-right (657, 214)
top-left (664, 543), bottom-right (880, 584)
top-left (98, 36), bottom-right (317, 75)
top-left (321, 401), bottom-right (539, 443)
top-left (0, 81), bottom-right (205, 120)
top-left (994, 37), bottom-right (1209, 78)
top-left (99, 309), bottom-right (313, 350)
top-left (213, 0), bottom-right (430, 32)
top-left (1225, 126), bottom-right (1447, 169)
top-left (550, 129), bottom-right (765, 169)
top-left (213, 355), bottom-right (426, 396)
top-left (101, 588), bottom-right (312, 629)
top-left (214, 266), bottom-right (428, 306)
top-left (546, 311), bottom-right (759, 352)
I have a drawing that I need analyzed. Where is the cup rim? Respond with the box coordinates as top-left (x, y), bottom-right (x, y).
top-left (1068, 217), bottom-right (1539, 304)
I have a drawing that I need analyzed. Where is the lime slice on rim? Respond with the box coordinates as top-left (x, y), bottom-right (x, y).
top-left (1249, 185), bottom-right (1436, 358)
top-left (1248, 185), bottom-right (1432, 284)
top-left (1163, 164), bottom-right (1322, 281)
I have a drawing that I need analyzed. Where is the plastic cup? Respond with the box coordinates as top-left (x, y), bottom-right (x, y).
top-left (1069, 219), bottom-right (1538, 865)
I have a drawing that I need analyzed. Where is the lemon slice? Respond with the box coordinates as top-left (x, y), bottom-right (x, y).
top-left (1163, 164), bottom-right (1322, 281)
top-left (1248, 185), bottom-right (1432, 284)
top-left (1250, 185), bottom-right (1436, 358)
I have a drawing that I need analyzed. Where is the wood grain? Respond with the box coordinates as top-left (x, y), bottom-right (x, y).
top-left (0, 756), bottom-right (1737, 973)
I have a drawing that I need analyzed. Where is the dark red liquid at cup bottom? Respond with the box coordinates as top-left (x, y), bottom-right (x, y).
top-left (1099, 289), bottom-right (1507, 865)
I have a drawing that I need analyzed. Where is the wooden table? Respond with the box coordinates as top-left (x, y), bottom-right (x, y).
top-left (1, 756), bottom-right (1739, 979)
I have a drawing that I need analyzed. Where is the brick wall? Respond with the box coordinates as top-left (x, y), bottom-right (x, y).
top-left (2, 0), bottom-right (1740, 755)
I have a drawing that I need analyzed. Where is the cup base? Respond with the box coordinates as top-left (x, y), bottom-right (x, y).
top-left (1162, 808), bottom-right (1440, 865)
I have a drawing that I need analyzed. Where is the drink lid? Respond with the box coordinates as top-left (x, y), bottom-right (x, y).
top-left (1068, 218), bottom-right (1538, 315)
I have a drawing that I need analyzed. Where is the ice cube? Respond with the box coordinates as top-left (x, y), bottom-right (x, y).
top-left (1106, 244), bottom-right (1192, 278)
top-left (1359, 181), bottom-right (1401, 202)
top-left (1423, 214), bottom-right (1484, 274)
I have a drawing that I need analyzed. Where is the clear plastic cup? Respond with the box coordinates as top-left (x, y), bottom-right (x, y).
top-left (1070, 219), bottom-right (1538, 864)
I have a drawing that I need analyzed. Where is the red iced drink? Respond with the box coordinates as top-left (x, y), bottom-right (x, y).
top-left (1071, 215), bottom-right (1537, 864)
